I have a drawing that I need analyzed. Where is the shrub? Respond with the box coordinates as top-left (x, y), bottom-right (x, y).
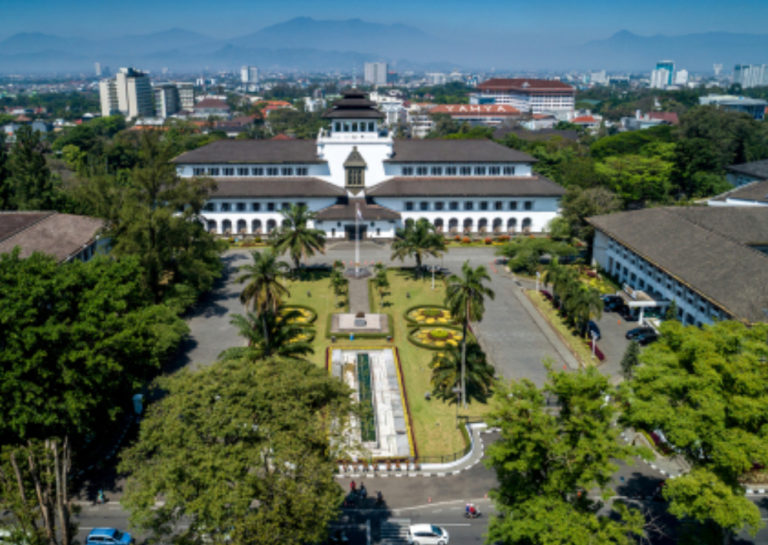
top-left (462, 236), bottom-right (471, 244)
top-left (484, 237), bottom-right (493, 245)
top-left (496, 234), bottom-right (511, 242)
top-left (253, 236), bottom-right (262, 243)
top-left (454, 234), bottom-right (462, 241)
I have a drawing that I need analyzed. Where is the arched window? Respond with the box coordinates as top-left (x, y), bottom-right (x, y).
top-left (207, 220), bottom-right (217, 234)
top-left (433, 218), bottom-right (444, 233)
top-left (448, 218), bottom-right (459, 233)
top-left (222, 219), bottom-right (232, 234)
top-left (492, 218), bottom-right (503, 233)
top-left (266, 219), bottom-right (277, 233)
top-left (478, 218), bottom-right (488, 233)
top-left (237, 219), bottom-right (247, 234)
top-left (507, 218), bottom-right (517, 233)
top-left (522, 217), bottom-right (532, 232)
top-left (463, 218), bottom-right (473, 233)
top-left (251, 219), bottom-right (262, 234)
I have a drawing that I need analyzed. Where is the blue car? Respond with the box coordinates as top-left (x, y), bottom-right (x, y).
top-left (86, 528), bottom-right (133, 545)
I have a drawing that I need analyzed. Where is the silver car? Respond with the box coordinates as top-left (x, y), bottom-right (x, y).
top-left (407, 524), bottom-right (450, 545)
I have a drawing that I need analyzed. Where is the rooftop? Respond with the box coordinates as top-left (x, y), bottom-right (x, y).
top-left (0, 211), bottom-right (105, 262)
top-left (315, 198), bottom-right (401, 221)
top-left (587, 207), bottom-right (768, 323)
top-left (386, 139), bottom-right (535, 163)
top-left (710, 180), bottom-right (768, 205)
top-left (726, 159), bottom-right (768, 180)
top-left (323, 89), bottom-right (385, 120)
top-left (208, 178), bottom-right (345, 198)
top-left (477, 78), bottom-right (575, 93)
top-left (367, 176), bottom-right (565, 198)
top-left (171, 139), bottom-right (323, 164)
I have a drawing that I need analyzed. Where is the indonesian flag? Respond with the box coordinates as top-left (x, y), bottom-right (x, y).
top-left (356, 202), bottom-right (363, 221)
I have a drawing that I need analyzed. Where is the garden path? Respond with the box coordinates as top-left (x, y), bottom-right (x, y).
top-left (347, 276), bottom-right (370, 314)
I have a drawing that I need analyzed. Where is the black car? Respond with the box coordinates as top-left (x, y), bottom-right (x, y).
top-left (602, 295), bottom-right (625, 312)
top-left (626, 326), bottom-right (655, 340)
top-left (635, 330), bottom-right (659, 345)
top-left (585, 320), bottom-right (601, 341)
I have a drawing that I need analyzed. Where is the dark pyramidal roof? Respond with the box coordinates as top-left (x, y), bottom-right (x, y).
top-left (323, 89), bottom-right (385, 120)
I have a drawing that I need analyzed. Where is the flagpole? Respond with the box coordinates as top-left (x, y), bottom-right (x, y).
top-left (355, 201), bottom-right (360, 278)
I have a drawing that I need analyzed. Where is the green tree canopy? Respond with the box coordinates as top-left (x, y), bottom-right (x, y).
top-left (120, 357), bottom-right (354, 545)
top-left (219, 309), bottom-right (314, 362)
top-left (390, 218), bottom-right (446, 272)
top-left (486, 367), bottom-right (645, 545)
top-left (430, 343), bottom-right (495, 404)
top-left (496, 236), bottom-right (577, 275)
top-left (271, 203), bottom-right (326, 274)
top-left (7, 125), bottom-right (64, 210)
top-left (622, 320), bottom-right (768, 540)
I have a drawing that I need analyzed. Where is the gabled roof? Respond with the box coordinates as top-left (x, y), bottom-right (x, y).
top-left (208, 178), bottom-right (345, 198)
top-left (315, 199), bottom-right (400, 221)
top-left (367, 176), bottom-right (565, 198)
top-left (194, 98), bottom-right (229, 110)
top-left (726, 159), bottom-right (768, 180)
top-left (171, 140), bottom-right (324, 164)
top-left (0, 211), bottom-right (104, 263)
top-left (587, 207), bottom-right (768, 323)
top-left (386, 139), bottom-right (535, 163)
top-left (343, 147), bottom-right (366, 168)
top-left (323, 89), bottom-right (385, 119)
top-left (710, 180), bottom-right (768, 205)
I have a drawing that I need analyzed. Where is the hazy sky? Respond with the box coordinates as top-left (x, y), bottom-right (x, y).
top-left (2, 0), bottom-right (767, 41)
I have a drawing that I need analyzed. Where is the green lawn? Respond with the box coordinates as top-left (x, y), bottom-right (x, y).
top-left (370, 269), bottom-right (491, 459)
top-left (284, 267), bottom-right (493, 458)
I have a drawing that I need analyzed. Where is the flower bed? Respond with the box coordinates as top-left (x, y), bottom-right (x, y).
top-left (408, 326), bottom-right (464, 350)
top-left (280, 305), bottom-right (317, 324)
top-left (405, 305), bottom-right (454, 325)
top-left (356, 353), bottom-right (376, 442)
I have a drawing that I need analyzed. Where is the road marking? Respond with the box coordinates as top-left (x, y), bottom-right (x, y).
top-left (432, 509), bottom-right (443, 513)
top-left (440, 523), bottom-right (472, 527)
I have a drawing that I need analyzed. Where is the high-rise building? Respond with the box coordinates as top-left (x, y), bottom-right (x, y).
top-left (105, 67), bottom-right (154, 119)
top-left (94, 62), bottom-right (101, 77)
top-left (99, 79), bottom-right (119, 117)
top-left (734, 64), bottom-right (768, 89)
top-left (364, 62), bottom-right (388, 86)
top-left (650, 60), bottom-right (674, 89)
top-left (240, 65), bottom-right (259, 85)
top-left (154, 84), bottom-right (180, 119)
top-left (177, 82), bottom-right (196, 111)
top-left (674, 69), bottom-right (689, 85)
top-left (426, 72), bottom-right (447, 85)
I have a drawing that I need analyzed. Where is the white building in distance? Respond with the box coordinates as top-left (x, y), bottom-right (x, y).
top-left (99, 67), bottom-right (153, 119)
top-left (734, 64), bottom-right (768, 89)
top-left (470, 78), bottom-right (575, 115)
top-left (154, 84), bottom-right (180, 119)
top-left (171, 90), bottom-right (564, 240)
top-left (364, 62), bottom-right (388, 86)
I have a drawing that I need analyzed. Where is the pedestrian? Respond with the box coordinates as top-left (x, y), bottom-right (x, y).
top-left (97, 489), bottom-right (105, 504)
top-left (350, 480), bottom-right (356, 493)
top-left (359, 482), bottom-right (367, 499)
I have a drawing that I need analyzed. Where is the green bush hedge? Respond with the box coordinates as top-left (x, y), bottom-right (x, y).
top-left (281, 304), bottom-right (318, 324)
top-left (407, 324), bottom-right (465, 350)
top-left (403, 304), bottom-right (452, 324)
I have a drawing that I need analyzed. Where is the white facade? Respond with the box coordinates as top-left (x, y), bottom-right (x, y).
top-left (154, 84), bottom-right (180, 119)
top-left (364, 62), bottom-right (388, 86)
top-left (592, 230), bottom-right (729, 327)
top-left (105, 67), bottom-right (154, 119)
top-left (176, 83), bottom-right (195, 111)
top-left (99, 79), bottom-right (118, 117)
top-left (650, 68), bottom-right (671, 89)
top-left (734, 64), bottom-right (768, 89)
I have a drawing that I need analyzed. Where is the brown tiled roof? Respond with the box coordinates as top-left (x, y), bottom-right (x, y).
top-left (726, 159), bottom-right (768, 180)
top-left (171, 140), bottom-right (324, 164)
top-left (477, 78), bottom-right (575, 93)
top-left (366, 176), bottom-right (564, 197)
top-left (323, 90), bottom-right (385, 119)
top-left (386, 140), bottom-right (535, 163)
top-left (209, 178), bottom-right (345, 198)
top-left (586, 207), bottom-right (768, 323)
top-left (710, 180), bottom-right (768, 205)
top-left (0, 211), bottom-right (104, 262)
top-left (315, 199), bottom-right (400, 221)
top-left (194, 98), bottom-right (230, 110)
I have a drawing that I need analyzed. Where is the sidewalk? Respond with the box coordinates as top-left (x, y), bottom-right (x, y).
top-left (347, 276), bottom-right (370, 314)
top-left (335, 423), bottom-right (496, 479)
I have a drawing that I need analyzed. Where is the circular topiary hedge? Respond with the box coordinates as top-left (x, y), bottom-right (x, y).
top-left (280, 304), bottom-right (318, 324)
top-left (404, 305), bottom-right (454, 325)
top-left (408, 325), bottom-right (464, 350)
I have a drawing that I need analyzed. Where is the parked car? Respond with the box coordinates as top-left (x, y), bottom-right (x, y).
top-left (621, 305), bottom-right (640, 321)
top-left (635, 329), bottom-right (659, 345)
top-left (407, 524), bottom-right (450, 545)
top-left (626, 327), bottom-right (655, 340)
top-left (582, 320), bottom-right (601, 340)
top-left (86, 528), bottom-right (133, 545)
top-left (602, 295), bottom-right (624, 312)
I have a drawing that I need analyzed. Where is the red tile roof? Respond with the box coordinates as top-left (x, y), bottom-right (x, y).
top-left (477, 78), bottom-right (574, 92)
top-left (648, 111), bottom-right (679, 125)
top-left (194, 98), bottom-right (230, 110)
top-left (429, 104), bottom-right (520, 116)
top-left (571, 115), bottom-right (598, 124)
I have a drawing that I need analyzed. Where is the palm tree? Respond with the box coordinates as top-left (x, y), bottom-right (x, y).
top-left (219, 309), bottom-right (314, 362)
top-left (237, 249), bottom-right (290, 343)
top-left (373, 264), bottom-right (389, 306)
top-left (563, 284), bottom-right (603, 335)
top-left (330, 269), bottom-right (348, 308)
top-left (391, 218), bottom-right (446, 275)
top-left (271, 203), bottom-right (326, 275)
top-left (430, 343), bottom-right (495, 404)
top-left (544, 258), bottom-right (579, 310)
top-left (444, 261), bottom-right (495, 408)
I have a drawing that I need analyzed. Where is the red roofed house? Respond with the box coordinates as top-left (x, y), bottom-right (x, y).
top-left (192, 98), bottom-right (231, 119)
top-left (428, 104), bottom-right (521, 127)
top-left (570, 114), bottom-right (602, 131)
top-left (470, 78), bottom-right (575, 115)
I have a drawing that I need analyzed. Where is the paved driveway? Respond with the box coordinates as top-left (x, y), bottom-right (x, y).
top-left (176, 243), bottom-right (572, 386)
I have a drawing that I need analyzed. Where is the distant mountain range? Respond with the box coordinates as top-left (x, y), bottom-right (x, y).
top-left (0, 19), bottom-right (766, 74)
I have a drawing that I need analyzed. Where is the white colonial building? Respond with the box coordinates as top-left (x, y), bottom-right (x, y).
top-left (172, 90), bottom-right (564, 240)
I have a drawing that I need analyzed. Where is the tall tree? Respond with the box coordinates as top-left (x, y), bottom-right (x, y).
top-left (7, 124), bottom-right (62, 210)
top-left (496, 236), bottom-right (576, 275)
top-left (271, 203), bottom-right (326, 275)
top-left (219, 309), bottom-right (314, 362)
top-left (237, 249), bottom-right (290, 344)
top-left (372, 263), bottom-right (389, 306)
top-left (430, 343), bottom-right (495, 404)
top-left (444, 261), bottom-right (495, 408)
top-left (120, 357), bottom-right (354, 545)
top-left (622, 320), bottom-right (768, 542)
top-left (486, 367), bottom-right (645, 545)
top-left (108, 132), bottom-right (222, 307)
top-left (0, 132), bottom-right (11, 208)
top-left (620, 340), bottom-right (640, 381)
top-left (562, 282), bottom-right (603, 335)
top-left (390, 218), bottom-right (446, 274)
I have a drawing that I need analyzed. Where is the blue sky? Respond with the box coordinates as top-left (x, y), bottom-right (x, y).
top-left (2, 0), bottom-right (767, 41)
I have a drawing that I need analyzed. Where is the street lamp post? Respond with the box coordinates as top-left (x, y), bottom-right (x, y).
top-left (591, 330), bottom-right (597, 357)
